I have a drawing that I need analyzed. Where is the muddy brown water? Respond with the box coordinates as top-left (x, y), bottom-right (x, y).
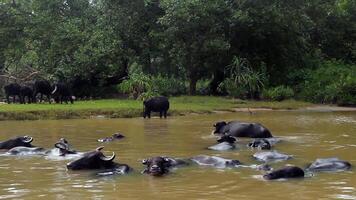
top-left (0, 111), bottom-right (355, 200)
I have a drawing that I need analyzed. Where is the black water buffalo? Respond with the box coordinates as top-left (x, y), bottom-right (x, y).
top-left (143, 96), bottom-right (169, 118)
top-left (52, 82), bottom-right (75, 104)
top-left (20, 85), bottom-right (34, 104)
top-left (208, 135), bottom-right (237, 151)
top-left (263, 166), bottom-right (305, 180)
top-left (66, 147), bottom-right (130, 174)
top-left (98, 133), bottom-right (125, 143)
top-left (0, 136), bottom-right (34, 150)
top-left (33, 80), bottom-right (53, 103)
top-left (248, 138), bottom-right (272, 150)
top-left (306, 158), bottom-right (351, 172)
top-left (253, 151), bottom-right (292, 163)
top-left (213, 121), bottom-right (273, 138)
top-left (142, 156), bottom-right (189, 176)
top-left (4, 83), bottom-right (21, 103)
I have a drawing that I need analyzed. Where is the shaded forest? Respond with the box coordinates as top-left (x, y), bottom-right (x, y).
top-left (0, 0), bottom-right (355, 105)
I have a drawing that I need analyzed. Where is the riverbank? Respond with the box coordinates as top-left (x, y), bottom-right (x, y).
top-left (0, 96), bottom-right (323, 121)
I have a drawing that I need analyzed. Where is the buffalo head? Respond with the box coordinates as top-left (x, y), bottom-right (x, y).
top-left (212, 121), bottom-right (227, 135)
top-left (142, 157), bottom-right (173, 176)
top-left (217, 135), bottom-right (236, 144)
top-left (54, 138), bottom-right (76, 156)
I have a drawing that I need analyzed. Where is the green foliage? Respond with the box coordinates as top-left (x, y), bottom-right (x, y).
top-left (150, 75), bottom-right (186, 96)
top-left (218, 57), bottom-right (267, 99)
top-left (118, 63), bottom-right (187, 100)
top-left (300, 61), bottom-right (356, 105)
top-left (0, 0), bottom-right (355, 102)
top-left (263, 86), bottom-right (295, 101)
top-left (118, 63), bottom-right (152, 99)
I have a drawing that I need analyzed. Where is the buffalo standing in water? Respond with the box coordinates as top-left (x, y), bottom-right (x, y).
top-left (142, 156), bottom-right (189, 176)
top-left (263, 166), bottom-right (305, 180)
top-left (0, 136), bottom-right (34, 150)
top-left (67, 147), bottom-right (131, 175)
top-left (143, 96), bottom-right (169, 118)
top-left (213, 121), bottom-right (273, 138)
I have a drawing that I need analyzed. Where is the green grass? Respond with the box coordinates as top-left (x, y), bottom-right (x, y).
top-left (0, 96), bottom-right (313, 120)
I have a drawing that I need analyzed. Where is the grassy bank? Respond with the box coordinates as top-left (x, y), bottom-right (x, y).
top-left (0, 96), bottom-right (313, 121)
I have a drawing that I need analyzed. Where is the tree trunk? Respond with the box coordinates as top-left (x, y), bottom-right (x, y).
top-left (189, 77), bottom-right (197, 95)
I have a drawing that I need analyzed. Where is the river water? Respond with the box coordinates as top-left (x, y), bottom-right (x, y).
top-left (0, 111), bottom-right (355, 200)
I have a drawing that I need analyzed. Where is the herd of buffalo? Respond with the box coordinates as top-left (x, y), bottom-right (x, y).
top-left (3, 80), bottom-right (75, 104)
top-left (0, 97), bottom-right (353, 181)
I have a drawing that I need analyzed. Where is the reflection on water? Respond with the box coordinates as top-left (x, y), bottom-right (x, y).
top-left (0, 111), bottom-right (355, 199)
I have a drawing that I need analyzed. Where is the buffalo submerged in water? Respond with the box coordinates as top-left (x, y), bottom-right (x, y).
top-left (6, 138), bottom-right (80, 158)
top-left (212, 121), bottom-right (273, 138)
top-left (141, 156), bottom-right (189, 176)
top-left (306, 158), bottom-right (352, 172)
top-left (66, 146), bottom-right (131, 175)
top-left (263, 166), bottom-right (305, 180)
top-left (0, 136), bottom-right (34, 150)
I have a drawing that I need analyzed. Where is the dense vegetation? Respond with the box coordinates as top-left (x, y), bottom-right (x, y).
top-left (0, 0), bottom-right (355, 105)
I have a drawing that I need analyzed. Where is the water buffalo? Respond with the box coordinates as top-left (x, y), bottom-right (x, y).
top-left (33, 80), bottom-right (53, 103)
top-left (4, 83), bottom-right (21, 103)
top-left (142, 156), bottom-right (189, 176)
top-left (213, 121), bottom-right (273, 138)
top-left (6, 138), bottom-right (78, 157)
top-left (66, 147), bottom-right (130, 174)
top-left (248, 138), bottom-right (272, 150)
top-left (52, 82), bottom-right (75, 104)
top-left (0, 136), bottom-right (34, 150)
top-left (191, 155), bottom-right (242, 169)
top-left (143, 96), bottom-right (169, 118)
top-left (208, 135), bottom-right (237, 151)
top-left (98, 133), bottom-right (125, 143)
top-left (306, 158), bottom-right (351, 172)
top-left (6, 146), bottom-right (45, 155)
top-left (20, 85), bottom-right (34, 104)
top-left (253, 151), bottom-right (292, 163)
top-left (263, 166), bottom-right (305, 180)
top-left (52, 138), bottom-right (77, 156)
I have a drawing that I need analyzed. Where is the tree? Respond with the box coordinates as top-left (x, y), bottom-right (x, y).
top-left (159, 0), bottom-right (231, 94)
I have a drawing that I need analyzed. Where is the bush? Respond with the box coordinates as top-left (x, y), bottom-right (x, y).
top-left (196, 79), bottom-right (210, 95)
top-left (218, 57), bottom-right (267, 99)
top-left (117, 63), bottom-right (187, 100)
top-left (150, 75), bottom-right (186, 96)
top-left (263, 86), bottom-right (295, 101)
top-left (299, 61), bottom-right (356, 105)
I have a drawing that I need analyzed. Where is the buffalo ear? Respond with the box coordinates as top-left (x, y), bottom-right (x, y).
top-left (213, 124), bottom-right (216, 127)
top-left (142, 159), bottom-right (149, 165)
